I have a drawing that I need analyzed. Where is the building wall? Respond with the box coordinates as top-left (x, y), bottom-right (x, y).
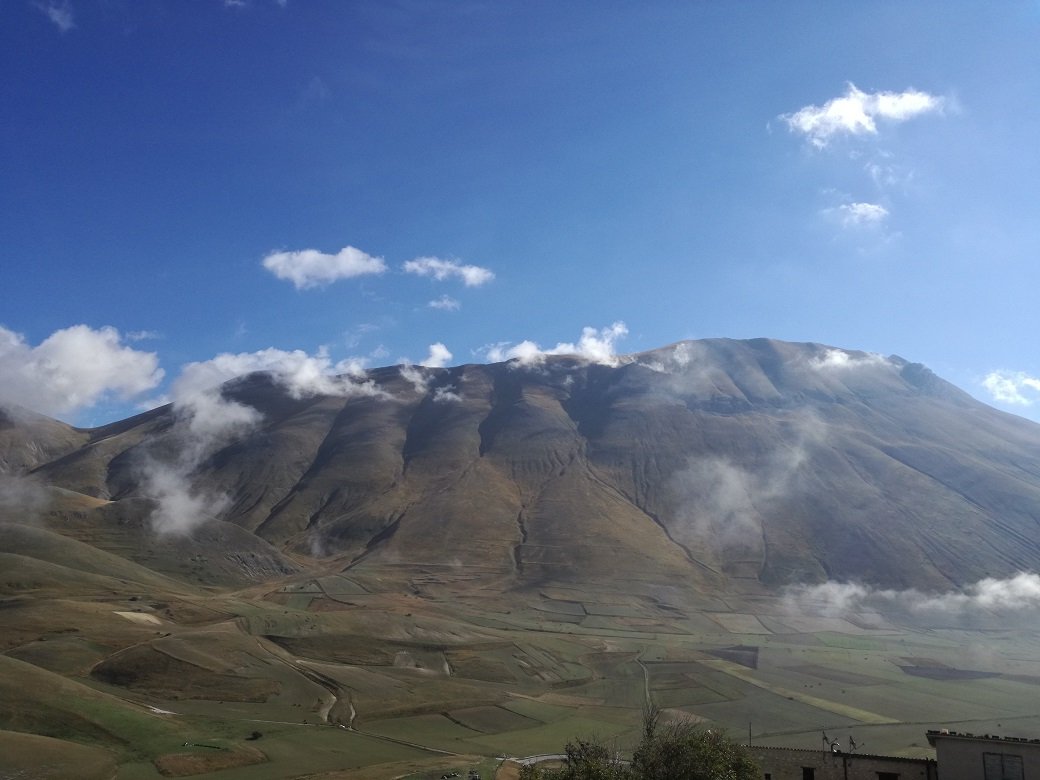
top-left (752, 746), bottom-right (937, 780)
top-left (930, 735), bottom-right (1040, 780)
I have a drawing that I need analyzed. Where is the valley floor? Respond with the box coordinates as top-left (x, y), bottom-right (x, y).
top-left (5, 556), bottom-right (1040, 779)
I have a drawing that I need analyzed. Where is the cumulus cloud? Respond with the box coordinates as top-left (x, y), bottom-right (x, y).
top-left (982, 370), bottom-right (1040, 406)
top-left (830, 202), bottom-right (889, 228)
top-left (262, 245), bottom-right (387, 289)
top-left (786, 573), bottom-right (1040, 620)
top-left (810, 348), bottom-right (889, 371)
top-left (0, 325), bottom-right (163, 419)
top-left (403, 257), bottom-right (494, 287)
top-left (782, 83), bottom-right (944, 148)
top-left (140, 347), bottom-right (384, 534)
top-left (433, 385), bottom-right (462, 404)
top-left (484, 322), bottom-right (629, 367)
top-left (36, 1), bottom-right (74, 32)
top-left (420, 342), bottom-right (453, 368)
top-left (485, 340), bottom-right (545, 365)
top-left (428, 294), bottom-right (461, 311)
top-left (172, 347), bottom-right (371, 404)
top-left (398, 364), bottom-right (428, 395)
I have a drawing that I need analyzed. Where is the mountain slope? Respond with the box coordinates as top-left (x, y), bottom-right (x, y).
top-left (4, 338), bottom-right (1040, 594)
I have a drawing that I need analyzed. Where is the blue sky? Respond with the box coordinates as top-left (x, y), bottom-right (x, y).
top-left (3, 1), bottom-right (1040, 425)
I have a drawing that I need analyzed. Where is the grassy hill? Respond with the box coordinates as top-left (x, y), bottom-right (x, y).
top-left (4, 339), bottom-right (1040, 777)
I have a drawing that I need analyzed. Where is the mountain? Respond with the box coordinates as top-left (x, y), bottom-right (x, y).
top-left (6, 338), bottom-right (1040, 777)
top-left (5, 338), bottom-right (1040, 595)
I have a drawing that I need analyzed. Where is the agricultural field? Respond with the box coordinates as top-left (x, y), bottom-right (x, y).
top-left (6, 548), bottom-right (1040, 778)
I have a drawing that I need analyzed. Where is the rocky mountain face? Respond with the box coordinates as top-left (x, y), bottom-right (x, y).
top-left (4, 338), bottom-right (1040, 594)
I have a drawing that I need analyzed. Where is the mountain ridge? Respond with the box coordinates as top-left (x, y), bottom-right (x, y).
top-left (3, 337), bottom-right (1039, 595)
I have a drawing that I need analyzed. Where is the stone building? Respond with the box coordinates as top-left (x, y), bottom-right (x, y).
top-left (751, 745), bottom-right (938, 780)
top-left (927, 730), bottom-right (1040, 780)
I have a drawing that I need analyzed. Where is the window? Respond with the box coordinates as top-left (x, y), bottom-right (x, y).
top-left (802, 768), bottom-right (815, 780)
top-left (983, 752), bottom-right (1024, 780)
top-left (877, 773), bottom-right (900, 780)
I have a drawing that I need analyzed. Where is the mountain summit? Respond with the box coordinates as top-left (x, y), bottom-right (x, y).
top-left (5, 338), bottom-right (1040, 594)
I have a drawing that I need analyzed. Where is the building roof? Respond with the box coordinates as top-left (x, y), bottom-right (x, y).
top-left (926, 730), bottom-right (1040, 747)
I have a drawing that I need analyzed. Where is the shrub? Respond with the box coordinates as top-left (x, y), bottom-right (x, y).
top-left (520, 705), bottom-right (757, 780)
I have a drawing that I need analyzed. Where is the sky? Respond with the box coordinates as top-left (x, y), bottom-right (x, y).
top-left (3, 0), bottom-right (1040, 426)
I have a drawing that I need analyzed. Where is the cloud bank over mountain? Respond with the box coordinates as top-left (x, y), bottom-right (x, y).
top-left (484, 322), bottom-right (629, 367)
top-left (0, 325), bottom-right (163, 417)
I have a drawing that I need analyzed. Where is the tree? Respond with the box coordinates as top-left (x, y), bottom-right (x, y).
top-left (520, 705), bottom-right (758, 780)
top-left (519, 738), bottom-right (628, 780)
top-left (631, 705), bottom-right (757, 780)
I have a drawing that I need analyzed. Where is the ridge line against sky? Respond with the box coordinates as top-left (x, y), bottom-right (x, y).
top-left (3, 2), bottom-right (1039, 424)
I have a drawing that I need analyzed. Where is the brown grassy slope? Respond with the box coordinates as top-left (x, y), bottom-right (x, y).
top-left (0, 403), bottom-right (88, 474)
top-left (9, 338), bottom-right (1040, 593)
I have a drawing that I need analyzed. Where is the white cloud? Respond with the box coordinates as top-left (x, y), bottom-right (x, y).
top-left (983, 370), bottom-right (1040, 406)
top-left (428, 294), bottom-right (461, 311)
top-left (782, 83), bottom-right (944, 148)
top-left (125, 329), bottom-right (161, 342)
top-left (787, 572), bottom-right (1040, 617)
top-left (403, 257), bottom-right (494, 287)
top-left (173, 347), bottom-right (374, 406)
top-left (433, 385), bottom-right (462, 404)
top-left (832, 202), bottom-right (889, 228)
top-left (262, 245), bottom-right (387, 289)
top-left (141, 346), bottom-right (383, 535)
top-left (167, 347), bottom-right (378, 448)
top-left (555, 322), bottom-right (629, 364)
top-left (36, 1), bottom-right (74, 32)
top-left (420, 342), bottom-right (453, 368)
top-left (668, 413), bottom-right (825, 555)
top-left (485, 339), bottom-right (545, 365)
top-left (398, 364), bottom-right (429, 394)
top-left (0, 325), bottom-right (163, 418)
top-left (810, 348), bottom-right (889, 371)
top-left (485, 322), bottom-right (629, 368)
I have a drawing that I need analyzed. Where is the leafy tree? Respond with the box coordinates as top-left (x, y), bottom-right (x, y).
top-left (519, 738), bottom-right (628, 780)
top-left (519, 705), bottom-right (757, 780)
top-left (631, 706), bottom-right (757, 780)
